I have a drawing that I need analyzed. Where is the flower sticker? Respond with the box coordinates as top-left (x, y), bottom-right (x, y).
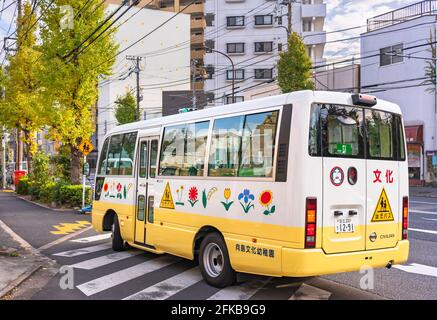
top-left (260, 191), bottom-right (275, 215)
top-left (221, 188), bottom-right (234, 211)
top-left (188, 187), bottom-right (199, 207)
top-left (238, 189), bottom-right (255, 213)
top-left (202, 187), bottom-right (218, 208)
top-left (103, 183), bottom-right (109, 192)
top-left (176, 186), bottom-right (185, 206)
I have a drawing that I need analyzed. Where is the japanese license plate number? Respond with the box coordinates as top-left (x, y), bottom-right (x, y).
top-left (335, 218), bottom-right (355, 233)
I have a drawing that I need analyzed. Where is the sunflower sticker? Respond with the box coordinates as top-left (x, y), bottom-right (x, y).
top-left (260, 191), bottom-right (275, 216)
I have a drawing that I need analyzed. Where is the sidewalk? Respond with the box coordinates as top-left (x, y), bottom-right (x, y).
top-left (0, 220), bottom-right (47, 299)
top-left (410, 186), bottom-right (437, 198)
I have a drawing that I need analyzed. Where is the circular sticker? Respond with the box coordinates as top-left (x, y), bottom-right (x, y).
top-left (348, 167), bottom-right (358, 185)
top-left (330, 167), bottom-right (344, 187)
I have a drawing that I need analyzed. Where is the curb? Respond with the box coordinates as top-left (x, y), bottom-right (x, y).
top-left (14, 194), bottom-right (84, 213)
top-left (0, 264), bottom-right (42, 299)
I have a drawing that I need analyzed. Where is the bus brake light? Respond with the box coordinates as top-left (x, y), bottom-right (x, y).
top-left (305, 198), bottom-right (317, 248)
top-left (402, 196), bottom-right (408, 240)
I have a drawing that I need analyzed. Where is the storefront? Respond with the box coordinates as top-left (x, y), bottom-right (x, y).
top-left (405, 125), bottom-right (424, 186)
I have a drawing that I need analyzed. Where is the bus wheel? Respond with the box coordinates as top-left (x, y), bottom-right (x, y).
top-left (112, 215), bottom-right (125, 252)
top-left (199, 233), bottom-right (236, 288)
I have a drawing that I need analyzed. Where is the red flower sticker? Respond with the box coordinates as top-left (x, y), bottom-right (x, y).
top-left (116, 183), bottom-right (122, 193)
top-left (103, 183), bottom-right (109, 192)
top-left (188, 187), bottom-right (199, 207)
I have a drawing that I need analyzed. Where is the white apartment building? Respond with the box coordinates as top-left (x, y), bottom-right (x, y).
top-left (204, 0), bottom-right (326, 105)
top-left (361, 0), bottom-right (437, 185)
top-left (97, 4), bottom-right (191, 150)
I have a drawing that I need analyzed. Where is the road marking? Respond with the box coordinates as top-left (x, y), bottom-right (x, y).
top-left (393, 263), bottom-right (437, 278)
top-left (70, 251), bottom-right (142, 270)
top-left (124, 267), bottom-right (203, 300)
top-left (410, 210), bottom-right (437, 215)
top-left (408, 228), bottom-right (437, 235)
top-left (422, 218), bottom-right (437, 222)
top-left (410, 200), bottom-right (437, 205)
top-left (77, 255), bottom-right (179, 296)
top-left (38, 226), bottom-right (92, 251)
top-left (71, 233), bottom-right (111, 243)
top-left (53, 243), bottom-right (112, 257)
top-left (288, 283), bottom-right (332, 300)
top-left (208, 278), bottom-right (271, 300)
top-left (50, 221), bottom-right (91, 235)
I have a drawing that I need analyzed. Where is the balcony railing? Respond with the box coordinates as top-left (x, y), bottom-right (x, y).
top-left (367, 0), bottom-right (437, 32)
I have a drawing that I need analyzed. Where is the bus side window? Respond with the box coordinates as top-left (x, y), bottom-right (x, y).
top-left (97, 137), bottom-right (110, 175)
top-left (119, 132), bottom-right (137, 176)
top-left (106, 134), bottom-right (124, 175)
top-left (150, 140), bottom-right (158, 178)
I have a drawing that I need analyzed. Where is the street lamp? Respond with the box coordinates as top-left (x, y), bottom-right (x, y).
top-left (205, 46), bottom-right (235, 104)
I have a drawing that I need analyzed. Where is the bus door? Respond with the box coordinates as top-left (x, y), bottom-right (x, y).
top-left (134, 137), bottom-right (159, 245)
top-left (321, 105), bottom-right (367, 253)
top-left (365, 110), bottom-right (400, 250)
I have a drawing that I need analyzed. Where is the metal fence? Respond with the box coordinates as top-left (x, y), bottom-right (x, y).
top-left (367, 0), bottom-right (437, 32)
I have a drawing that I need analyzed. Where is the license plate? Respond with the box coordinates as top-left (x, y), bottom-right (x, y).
top-left (335, 218), bottom-right (355, 233)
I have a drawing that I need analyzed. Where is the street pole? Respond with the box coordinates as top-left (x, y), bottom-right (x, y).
top-left (82, 155), bottom-right (86, 209)
top-left (16, 0), bottom-right (23, 172)
top-left (287, 0), bottom-right (292, 37)
top-left (205, 47), bottom-right (235, 103)
top-left (1, 127), bottom-right (6, 189)
top-left (191, 59), bottom-right (198, 109)
top-left (127, 55), bottom-right (143, 121)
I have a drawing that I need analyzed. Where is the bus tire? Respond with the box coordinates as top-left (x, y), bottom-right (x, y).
top-left (112, 215), bottom-right (125, 252)
top-left (199, 233), bottom-right (236, 288)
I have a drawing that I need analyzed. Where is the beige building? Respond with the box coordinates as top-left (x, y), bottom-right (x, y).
top-left (106, 0), bottom-right (206, 90)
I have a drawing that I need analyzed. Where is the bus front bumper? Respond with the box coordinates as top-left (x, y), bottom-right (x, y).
top-left (281, 240), bottom-right (409, 277)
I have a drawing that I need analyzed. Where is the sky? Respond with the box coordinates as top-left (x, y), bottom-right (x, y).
top-left (324, 0), bottom-right (416, 61)
top-left (0, 0), bottom-right (421, 63)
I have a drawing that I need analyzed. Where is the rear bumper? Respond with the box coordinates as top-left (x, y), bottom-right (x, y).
top-left (282, 240), bottom-right (409, 277)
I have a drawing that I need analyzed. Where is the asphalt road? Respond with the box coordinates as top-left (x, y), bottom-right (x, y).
top-left (1, 191), bottom-right (437, 300)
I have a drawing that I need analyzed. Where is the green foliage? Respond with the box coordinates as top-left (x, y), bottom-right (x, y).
top-left (277, 32), bottom-right (315, 93)
top-left (58, 185), bottom-right (91, 207)
top-left (16, 178), bottom-right (31, 195)
top-left (28, 152), bottom-right (51, 187)
top-left (115, 92), bottom-right (137, 125)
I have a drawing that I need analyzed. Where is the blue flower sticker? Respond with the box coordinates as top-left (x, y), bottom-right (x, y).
top-left (238, 189), bottom-right (255, 213)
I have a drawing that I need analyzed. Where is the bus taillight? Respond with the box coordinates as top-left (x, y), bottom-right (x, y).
top-left (305, 198), bottom-right (317, 248)
top-left (402, 196), bottom-right (409, 240)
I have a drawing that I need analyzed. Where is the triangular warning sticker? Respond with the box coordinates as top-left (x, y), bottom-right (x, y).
top-left (160, 182), bottom-right (175, 209)
top-left (371, 188), bottom-right (394, 222)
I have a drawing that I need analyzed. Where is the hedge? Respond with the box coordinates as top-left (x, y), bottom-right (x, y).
top-left (16, 179), bottom-right (91, 208)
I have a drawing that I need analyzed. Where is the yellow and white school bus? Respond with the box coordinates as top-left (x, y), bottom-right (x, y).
top-left (92, 91), bottom-right (409, 288)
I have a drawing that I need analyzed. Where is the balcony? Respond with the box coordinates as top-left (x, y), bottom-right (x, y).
top-left (191, 34), bottom-right (204, 45)
top-left (191, 49), bottom-right (205, 60)
top-left (191, 17), bottom-right (206, 29)
top-left (302, 31), bottom-right (326, 46)
top-left (301, 4), bottom-right (326, 18)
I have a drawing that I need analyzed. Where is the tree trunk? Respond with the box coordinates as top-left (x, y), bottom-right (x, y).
top-left (70, 144), bottom-right (82, 185)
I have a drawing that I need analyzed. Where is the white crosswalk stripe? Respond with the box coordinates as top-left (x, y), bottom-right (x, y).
top-left (77, 255), bottom-right (180, 296)
top-left (53, 243), bottom-right (112, 257)
top-left (71, 234), bottom-right (112, 243)
top-left (124, 267), bottom-right (203, 300)
top-left (70, 251), bottom-right (142, 270)
top-left (208, 278), bottom-right (271, 300)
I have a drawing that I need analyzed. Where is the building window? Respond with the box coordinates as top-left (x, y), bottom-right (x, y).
top-left (255, 69), bottom-right (273, 80)
top-left (226, 96), bottom-right (244, 104)
top-left (254, 15), bottom-right (273, 26)
top-left (205, 39), bottom-right (215, 49)
top-left (227, 69), bottom-right (245, 80)
top-left (302, 19), bottom-right (312, 32)
top-left (227, 43), bottom-right (245, 54)
top-left (227, 16), bottom-right (244, 27)
top-left (278, 43), bottom-right (283, 52)
top-left (380, 44), bottom-right (403, 66)
top-left (255, 42), bottom-right (273, 53)
top-left (205, 13), bottom-right (215, 26)
top-left (206, 65), bottom-right (215, 79)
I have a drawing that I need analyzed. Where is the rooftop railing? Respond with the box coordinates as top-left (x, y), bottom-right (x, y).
top-left (367, 0), bottom-right (437, 32)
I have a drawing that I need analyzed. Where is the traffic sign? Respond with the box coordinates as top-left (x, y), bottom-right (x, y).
top-left (78, 139), bottom-right (94, 156)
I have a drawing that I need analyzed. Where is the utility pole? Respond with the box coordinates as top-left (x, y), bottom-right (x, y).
top-left (15, 0), bottom-right (23, 172)
top-left (127, 55), bottom-right (143, 121)
top-left (191, 59), bottom-right (198, 109)
top-left (287, 1), bottom-right (292, 37)
top-left (1, 127), bottom-right (6, 189)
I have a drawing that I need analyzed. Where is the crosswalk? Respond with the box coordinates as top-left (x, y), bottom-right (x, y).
top-left (43, 233), bottom-right (343, 300)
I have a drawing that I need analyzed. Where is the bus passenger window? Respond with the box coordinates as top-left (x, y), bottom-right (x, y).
top-left (209, 111), bottom-right (279, 178)
top-left (97, 138), bottom-right (110, 175)
top-left (119, 132), bottom-right (137, 176)
top-left (159, 121), bottom-right (209, 177)
top-left (150, 140), bottom-right (158, 178)
top-left (366, 110), bottom-right (394, 159)
top-left (139, 141), bottom-right (148, 178)
top-left (106, 134), bottom-right (124, 175)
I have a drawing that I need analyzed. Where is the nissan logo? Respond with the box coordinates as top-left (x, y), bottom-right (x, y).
top-left (369, 232), bottom-right (377, 242)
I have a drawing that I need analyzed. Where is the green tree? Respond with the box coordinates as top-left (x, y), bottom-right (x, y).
top-left (114, 92), bottom-right (137, 125)
top-left (277, 32), bottom-right (315, 93)
top-left (0, 4), bottom-right (44, 173)
top-left (39, 0), bottom-right (119, 184)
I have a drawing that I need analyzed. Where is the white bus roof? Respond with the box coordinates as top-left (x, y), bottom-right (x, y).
top-left (106, 91), bottom-right (402, 137)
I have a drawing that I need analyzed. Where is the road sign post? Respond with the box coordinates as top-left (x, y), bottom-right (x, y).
top-left (82, 155), bottom-right (87, 209)
top-left (78, 139), bottom-right (94, 210)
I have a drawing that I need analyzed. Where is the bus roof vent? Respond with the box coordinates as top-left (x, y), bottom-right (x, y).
top-left (352, 94), bottom-right (377, 107)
